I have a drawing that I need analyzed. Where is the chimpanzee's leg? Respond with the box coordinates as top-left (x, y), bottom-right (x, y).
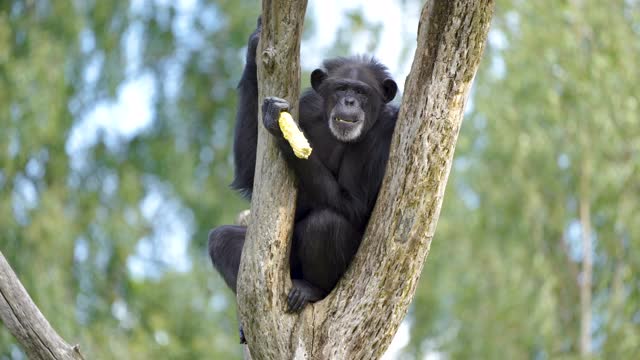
top-left (287, 209), bottom-right (363, 312)
top-left (208, 225), bottom-right (246, 293)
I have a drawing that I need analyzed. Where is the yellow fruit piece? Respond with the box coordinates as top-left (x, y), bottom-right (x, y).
top-left (278, 111), bottom-right (312, 159)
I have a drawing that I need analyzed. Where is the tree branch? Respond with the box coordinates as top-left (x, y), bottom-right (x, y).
top-left (0, 251), bottom-right (85, 360)
top-left (314, 2), bottom-right (495, 358)
top-left (236, 0), bottom-right (308, 359)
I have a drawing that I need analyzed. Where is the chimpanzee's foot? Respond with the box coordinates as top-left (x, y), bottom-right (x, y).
top-left (239, 325), bottom-right (246, 344)
top-left (287, 279), bottom-right (326, 313)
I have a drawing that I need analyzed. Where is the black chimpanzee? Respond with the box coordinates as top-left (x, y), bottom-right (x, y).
top-left (208, 18), bottom-right (399, 313)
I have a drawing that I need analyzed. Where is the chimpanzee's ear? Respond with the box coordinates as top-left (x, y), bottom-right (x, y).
top-left (382, 78), bottom-right (398, 103)
top-left (311, 69), bottom-right (328, 92)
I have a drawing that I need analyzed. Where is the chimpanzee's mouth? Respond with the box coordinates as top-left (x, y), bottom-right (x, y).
top-left (333, 116), bottom-right (358, 123)
top-left (329, 112), bottom-right (365, 142)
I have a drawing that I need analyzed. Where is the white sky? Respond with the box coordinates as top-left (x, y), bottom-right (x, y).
top-left (304, 0), bottom-right (421, 91)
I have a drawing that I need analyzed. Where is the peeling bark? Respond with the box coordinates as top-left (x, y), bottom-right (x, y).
top-left (238, 1), bottom-right (494, 359)
top-left (0, 251), bottom-right (85, 360)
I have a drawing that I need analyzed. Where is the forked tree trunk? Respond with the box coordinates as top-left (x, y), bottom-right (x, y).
top-left (0, 1), bottom-right (494, 358)
top-left (237, 0), bottom-right (494, 359)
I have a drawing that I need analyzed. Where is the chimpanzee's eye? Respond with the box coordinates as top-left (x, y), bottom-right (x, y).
top-left (336, 85), bottom-right (347, 91)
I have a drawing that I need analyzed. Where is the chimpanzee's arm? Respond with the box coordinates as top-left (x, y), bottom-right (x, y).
top-left (230, 18), bottom-right (262, 199)
top-left (289, 151), bottom-right (369, 223)
top-left (261, 97), bottom-right (371, 225)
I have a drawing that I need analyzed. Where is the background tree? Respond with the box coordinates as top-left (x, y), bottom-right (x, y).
top-left (1, 0), bottom-right (257, 357)
top-left (406, 0), bottom-right (640, 358)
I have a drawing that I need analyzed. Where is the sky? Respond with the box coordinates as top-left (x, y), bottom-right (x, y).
top-left (303, 0), bottom-right (421, 90)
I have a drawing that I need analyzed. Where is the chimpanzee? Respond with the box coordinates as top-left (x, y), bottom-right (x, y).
top-left (208, 18), bottom-right (399, 313)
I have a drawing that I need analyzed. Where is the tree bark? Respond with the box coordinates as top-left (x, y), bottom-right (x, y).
top-left (0, 251), bottom-right (85, 360)
top-left (235, 0), bottom-right (308, 359)
top-left (238, 1), bottom-right (494, 359)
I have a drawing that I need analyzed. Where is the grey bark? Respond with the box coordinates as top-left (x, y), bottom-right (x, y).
top-left (0, 251), bottom-right (85, 360)
top-left (235, 0), bottom-right (308, 359)
top-left (237, 1), bottom-right (494, 359)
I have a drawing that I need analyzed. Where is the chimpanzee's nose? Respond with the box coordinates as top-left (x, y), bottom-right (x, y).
top-left (344, 97), bottom-right (356, 106)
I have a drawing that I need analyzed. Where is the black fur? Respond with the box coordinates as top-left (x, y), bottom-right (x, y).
top-left (209, 19), bottom-right (399, 313)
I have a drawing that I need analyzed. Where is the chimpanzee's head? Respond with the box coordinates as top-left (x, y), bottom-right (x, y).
top-left (311, 57), bottom-right (397, 142)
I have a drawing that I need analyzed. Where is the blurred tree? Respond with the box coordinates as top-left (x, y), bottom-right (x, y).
top-left (0, 0), bottom-right (261, 357)
top-left (405, 0), bottom-right (640, 358)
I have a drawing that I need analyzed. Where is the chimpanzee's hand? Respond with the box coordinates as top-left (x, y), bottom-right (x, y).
top-left (262, 96), bottom-right (289, 137)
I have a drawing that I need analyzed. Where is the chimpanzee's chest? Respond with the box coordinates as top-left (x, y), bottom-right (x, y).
top-left (308, 135), bottom-right (368, 190)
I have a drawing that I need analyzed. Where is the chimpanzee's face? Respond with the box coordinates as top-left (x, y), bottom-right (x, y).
top-left (311, 67), bottom-right (397, 142)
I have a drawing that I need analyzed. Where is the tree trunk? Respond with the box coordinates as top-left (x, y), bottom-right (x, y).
top-left (0, 251), bottom-right (85, 360)
top-left (236, 0), bottom-right (308, 359)
top-left (237, 1), bottom-right (494, 359)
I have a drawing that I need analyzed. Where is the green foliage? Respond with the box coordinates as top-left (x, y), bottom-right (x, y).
top-left (405, 0), bottom-right (640, 358)
top-left (0, 0), bottom-right (258, 357)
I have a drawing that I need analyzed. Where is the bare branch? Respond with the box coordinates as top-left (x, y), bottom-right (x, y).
top-left (0, 251), bottom-right (85, 360)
